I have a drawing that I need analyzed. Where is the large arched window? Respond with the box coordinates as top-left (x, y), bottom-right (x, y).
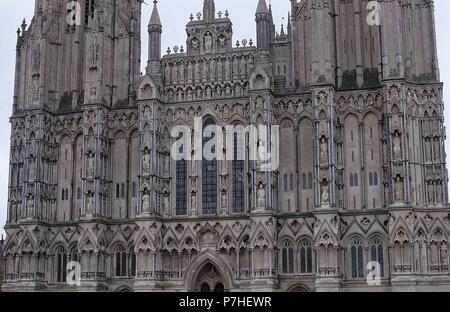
top-left (176, 133), bottom-right (187, 215)
top-left (56, 247), bottom-right (68, 283)
top-left (299, 240), bottom-right (313, 274)
top-left (370, 238), bottom-right (385, 277)
top-left (202, 119), bottom-right (217, 215)
top-left (115, 246), bottom-right (127, 277)
top-left (233, 132), bottom-right (245, 213)
top-left (282, 241), bottom-right (294, 274)
top-left (351, 238), bottom-right (364, 278)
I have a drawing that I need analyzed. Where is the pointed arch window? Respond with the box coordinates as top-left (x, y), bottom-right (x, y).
top-left (115, 245), bottom-right (127, 277)
top-left (202, 119), bottom-right (217, 215)
top-left (370, 238), bottom-right (385, 277)
top-left (351, 238), bottom-right (364, 278)
top-left (282, 241), bottom-right (294, 274)
top-left (233, 132), bottom-right (245, 213)
top-left (299, 240), bottom-right (313, 274)
top-left (56, 247), bottom-right (68, 283)
top-left (176, 133), bottom-right (187, 215)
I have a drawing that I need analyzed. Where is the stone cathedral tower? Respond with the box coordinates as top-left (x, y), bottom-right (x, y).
top-left (2, 0), bottom-right (449, 292)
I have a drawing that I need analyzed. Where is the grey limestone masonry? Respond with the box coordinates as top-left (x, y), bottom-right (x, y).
top-left (1, 0), bottom-right (449, 292)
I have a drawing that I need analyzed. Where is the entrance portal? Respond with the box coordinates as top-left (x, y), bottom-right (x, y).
top-left (195, 262), bottom-right (225, 292)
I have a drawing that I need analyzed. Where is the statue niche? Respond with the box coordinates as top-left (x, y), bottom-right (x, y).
top-left (320, 136), bottom-right (329, 164)
top-left (256, 182), bottom-right (266, 211)
top-left (393, 131), bottom-right (402, 161)
top-left (321, 180), bottom-right (330, 208)
top-left (204, 32), bottom-right (214, 54)
top-left (395, 175), bottom-right (404, 203)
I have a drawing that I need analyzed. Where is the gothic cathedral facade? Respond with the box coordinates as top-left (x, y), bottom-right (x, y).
top-left (2, 0), bottom-right (450, 292)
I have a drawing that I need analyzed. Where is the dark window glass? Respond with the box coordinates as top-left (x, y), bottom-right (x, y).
top-left (351, 239), bottom-right (364, 278)
top-left (131, 253), bottom-right (136, 277)
top-left (214, 283), bottom-right (224, 292)
top-left (202, 119), bottom-right (217, 215)
top-left (176, 160), bottom-right (187, 215)
top-left (56, 251), bottom-right (67, 283)
top-left (233, 133), bottom-right (245, 213)
top-left (201, 283), bottom-right (211, 292)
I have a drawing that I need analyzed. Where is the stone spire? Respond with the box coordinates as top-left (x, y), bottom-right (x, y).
top-left (255, 0), bottom-right (271, 50)
top-left (149, 0), bottom-right (161, 26)
top-left (203, 0), bottom-right (216, 22)
top-left (256, 0), bottom-right (270, 15)
top-left (148, 0), bottom-right (162, 62)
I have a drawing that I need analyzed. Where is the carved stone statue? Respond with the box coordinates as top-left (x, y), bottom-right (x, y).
top-left (86, 192), bottom-right (94, 216)
top-left (28, 156), bottom-right (36, 180)
top-left (204, 32), bottom-right (213, 53)
top-left (393, 133), bottom-right (402, 161)
top-left (195, 61), bottom-right (201, 81)
top-left (165, 64), bottom-right (171, 83)
top-left (142, 191), bottom-right (150, 214)
top-left (171, 63), bottom-right (178, 84)
top-left (257, 136), bottom-right (267, 169)
top-left (191, 38), bottom-right (200, 52)
top-left (202, 61), bottom-right (209, 81)
top-left (187, 61), bottom-right (193, 82)
top-left (26, 194), bottom-right (33, 218)
top-left (32, 76), bottom-right (40, 101)
top-left (209, 59), bottom-right (216, 80)
top-left (89, 37), bottom-right (100, 67)
top-left (191, 191), bottom-right (197, 213)
top-left (178, 62), bottom-right (185, 82)
top-left (221, 190), bottom-right (227, 211)
top-left (224, 58), bottom-right (231, 80)
top-left (142, 148), bottom-right (150, 175)
top-left (217, 58), bottom-right (223, 81)
top-left (239, 57), bottom-right (246, 78)
top-left (257, 183), bottom-right (266, 210)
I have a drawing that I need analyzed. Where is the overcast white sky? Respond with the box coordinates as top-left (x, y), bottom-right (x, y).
top-left (0, 0), bottom-right (449, 237)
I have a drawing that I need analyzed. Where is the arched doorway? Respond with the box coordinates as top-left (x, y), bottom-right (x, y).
top-left (195, 262), bottom-right (225, 292)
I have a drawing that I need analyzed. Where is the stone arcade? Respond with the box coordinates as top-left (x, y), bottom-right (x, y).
top-left (2, 0), bottom-right (450, 292)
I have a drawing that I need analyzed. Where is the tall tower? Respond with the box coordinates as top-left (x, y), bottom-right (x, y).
top-left (255, 0), bottom-right (271, 51)
top-left (203, 0), bottom-right (216, 22)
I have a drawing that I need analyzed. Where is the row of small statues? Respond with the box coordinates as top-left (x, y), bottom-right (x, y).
top-left (163, 55), bottom-right (255, 86)
top-left (164, 82), bottom-right (249, 103)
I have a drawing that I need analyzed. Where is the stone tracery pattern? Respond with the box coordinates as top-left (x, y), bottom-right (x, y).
top-left (2, 0), bottom-right (450, 292)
